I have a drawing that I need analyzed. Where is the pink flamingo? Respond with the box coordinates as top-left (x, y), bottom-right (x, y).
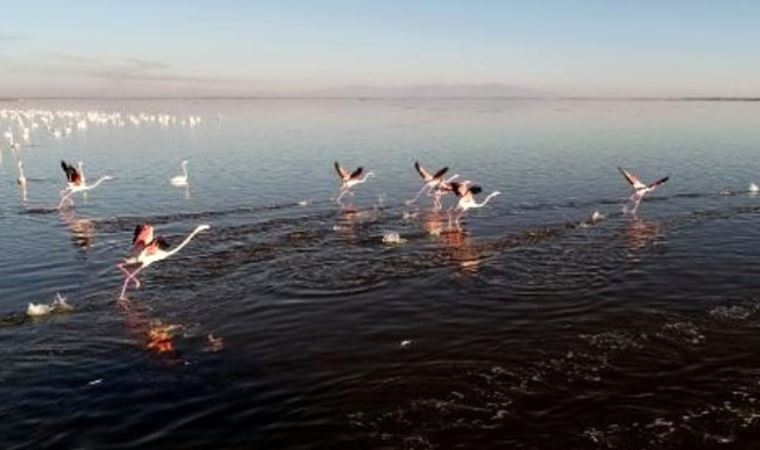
top-left (618, 167), bottom-right (669, 215)
top-left (406, 161), bottom-right (457, 209)
top-left (334, 161), bottom-right (375, 204)
top-left (58, 160), bottom-right (112, 209)
top-left (447, 181), bottom-right (501, 230)
top-left (117, 224), bottom-right (210, 299)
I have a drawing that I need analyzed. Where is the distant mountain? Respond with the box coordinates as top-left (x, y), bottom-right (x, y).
top-left (311, 83), bottom-right (542, 98)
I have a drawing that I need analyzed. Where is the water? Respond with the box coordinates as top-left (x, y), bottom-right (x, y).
top-left (2, 98), bottom-right (760, 449)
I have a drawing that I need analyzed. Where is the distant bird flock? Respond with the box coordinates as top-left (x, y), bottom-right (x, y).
top-left (1, 106), bottom-right (757, 304)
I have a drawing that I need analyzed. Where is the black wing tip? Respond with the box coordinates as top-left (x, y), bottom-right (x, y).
top-left (433, 166), bottom-right (449, 178)
top-left (156, 237), bottom-right (171, 250)
top-left (470, 185), bottom-right (483, 195)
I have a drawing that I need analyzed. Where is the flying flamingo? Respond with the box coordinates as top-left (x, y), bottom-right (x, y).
top-left (447, 181), bottom-right (501, 231)
top-left (618, 167), bottom-right (669, 215)
top-left (117, 223), bottom-right (210, 300)
top-left (406, 161), bottom-right (454, 207)
top-left (170, 160), bottom-right (189, 186)
top-left (334, 161), bottom-right (375, 204)
top-left (58, 160), bottom-right (112, 209)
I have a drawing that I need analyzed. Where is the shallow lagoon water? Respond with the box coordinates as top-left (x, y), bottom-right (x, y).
top-left (2, 99), bottom-right (760, 449)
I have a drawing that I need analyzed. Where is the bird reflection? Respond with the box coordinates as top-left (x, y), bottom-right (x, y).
top-left (117, 299), bottom-right (183, 359)
top-left (625, 217), bottom-right (663, 252)
top-left (423, 211), bottom-right (482, 273)
top-left (59, 208), bottom-right (95, 250)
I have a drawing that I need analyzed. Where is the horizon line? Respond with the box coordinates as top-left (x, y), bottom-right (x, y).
top-left (1, 96), bottom-right (760, 102)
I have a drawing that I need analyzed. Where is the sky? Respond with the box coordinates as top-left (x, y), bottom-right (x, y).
top-left (1, 0), bottom-right (759, 97)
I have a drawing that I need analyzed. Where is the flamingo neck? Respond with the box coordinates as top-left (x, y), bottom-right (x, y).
top-left (166, 226), bottom-right (206, 258)
top-left (474, 192), bottom-right (500, 207)
top-left (87, 176), bottom-right (111, 189)
top-left (182, 164), bottom-right (188, 178)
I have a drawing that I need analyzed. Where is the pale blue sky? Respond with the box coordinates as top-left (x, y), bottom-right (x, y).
top-left (1, 0), bottom-right (759, 97)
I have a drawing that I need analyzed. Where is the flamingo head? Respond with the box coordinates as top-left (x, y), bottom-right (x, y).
top-left (196, 224), bottom-right (211, 232)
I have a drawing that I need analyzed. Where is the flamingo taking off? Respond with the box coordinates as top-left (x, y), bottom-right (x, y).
top-left (334, 161), bottom-right (375, 204)
top-left (618, 167), bottom-right (669, 215)
top-left (117, 223), bottom-right (210, 300)
top-left (406, 161), bottom-right (456, 208)
top-left (170, 160), bottom-right (189, 186)
top-left (447, 181), bottom-right (501, 231)
top-left (58, 160), bottom-right (112, 209)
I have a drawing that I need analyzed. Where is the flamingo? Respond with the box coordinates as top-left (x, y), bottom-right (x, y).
top-left (170, 160), bottom-right (189, 186)
top-left (58, 160), bottom-right (112, 209)
top-left (334, 161), bottom-right (375, 204)
top-left (447, 181), bottom-right (501, 231)
top-left (618, 167), bottom-right (669, 215)
top-left (431, 173), bottom-right (461, 211)
top-left (117, 224), bottom-right (210, 300)
top-left (406, 161), bottom-right (452, 207)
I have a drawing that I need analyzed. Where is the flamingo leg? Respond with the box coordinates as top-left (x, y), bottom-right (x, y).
top-left (117, 263), bottom-right (141, 288)
top-left (119, 266), bottom-right (145, 300)
top-left (336, 189), bottom-right (349, 204)
top-left (455, 210), bottom-right (465, 231)
top-left (406, 184), bottom-right (428, 205)
top-left (57, 191), bottom-right (74, 210)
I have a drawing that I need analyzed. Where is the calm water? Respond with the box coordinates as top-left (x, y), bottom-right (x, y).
top-left (2, 99), bottom-right (760, 449)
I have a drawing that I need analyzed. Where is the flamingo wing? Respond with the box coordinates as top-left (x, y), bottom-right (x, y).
top-left (334, 161), bottom-right (350, 180)
top-left (155, 237), bottom-right (171, 251)
top-left (414, 161), bottom-right (431, 180)
top-left (649, 176), bottom-right (670, 189)
top-left (61, 160), bottom-right (81, 184)
top-left (432, 166), bottom-right (449, 180)
top-left (133, 224), bottom-right (154, 247)
top-left (469, 185), bottom-right (483, 195)
top-left (349, 166), bottom-right (364, 179)
top-left (618, 167), bottom-right (645, 190)
top-left (449, 181), bottom-right (465, 197)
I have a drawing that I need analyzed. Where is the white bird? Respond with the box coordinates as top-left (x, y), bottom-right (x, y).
top-left (447, 181), bottom-right (501, 230)
top-left (16, 161), bottom-right (26, 186)
top-left (170, 160), bottom-right (189, 186)
top-left (750, 183), bottom-right (759, 194)
top-left (117, 224), bottom-right (210, 300)
top-left (334, 161), bottom-right (375, 204)
top-left (618, 167), bottom-right (669, 216)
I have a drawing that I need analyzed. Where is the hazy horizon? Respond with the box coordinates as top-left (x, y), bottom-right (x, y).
top-left (2, 1), bottom-right (760, 98)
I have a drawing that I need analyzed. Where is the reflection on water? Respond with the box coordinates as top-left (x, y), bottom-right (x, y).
top-left (60, 208), bottom-right (95, 250)
top-left (625, 217), bottom-right (663, 253)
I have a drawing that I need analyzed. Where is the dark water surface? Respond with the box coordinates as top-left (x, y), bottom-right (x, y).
top-left (2, 99), bottom-right (760, 449)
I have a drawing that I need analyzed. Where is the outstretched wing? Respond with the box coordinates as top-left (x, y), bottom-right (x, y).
top-left (468, 185), bottom-right (483, 195)
top-left (618, 167), bottom-right (645, 190)
top-left (61, 160), bottom-right (82, 184)
top-left (432, 166), bottom-right (449, 180)
top-left (155, 237), bottom-right (171, 251)
top-left (349, 166), bottom-right (364, 180)
top-left (449, 181), bottom-right (464, 197)
top-left (649, 176), bottom-right (669, 189)
top-left (414, 161), bottom-right (431, 180)
top-left (132, 224), bottom-right (154, 247)
top-left (334, 161), bottom-right (350, 180)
